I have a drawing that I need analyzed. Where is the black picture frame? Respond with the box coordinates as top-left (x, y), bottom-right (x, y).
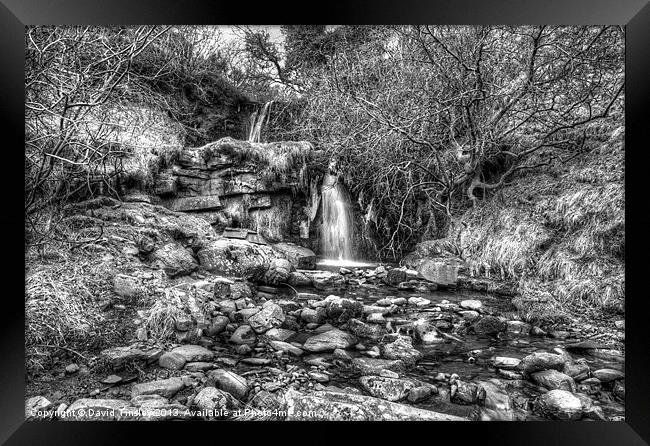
top-left (5, 1), bottom-right (648, 444)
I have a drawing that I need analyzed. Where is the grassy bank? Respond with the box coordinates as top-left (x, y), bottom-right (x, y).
top-left (456, 127), bottom-right (624, 325)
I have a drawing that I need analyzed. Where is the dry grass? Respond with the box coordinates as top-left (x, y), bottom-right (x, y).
top-left (141, 288), bottom-right (187, 342)
top-left (458, 126), bottom-right (624, 323)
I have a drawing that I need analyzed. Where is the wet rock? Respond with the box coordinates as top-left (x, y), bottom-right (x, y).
top-left (451, 380), bottom-right (480, 405)
top-left (472, 316), bottom-right (507, 335)
top-left (229, 325), bottom-right (257, 345)
top-left (269, 340), bottom-right (304, 356)
top-left (587, 348), bottom-right (624, 362)
top-left (326, 297), bottom-right (363, 322)
top-left (407, 297), bottom-right (431, 307)
top-left (283, 390), bottom-right (466, 421)
top-left (531, 369), bottom-right (576, 392)
top-left (132, 377), bottom-right (185, 399)
top-left (493, 357), bottom-right (521, 370)
top-left (575, 393), bottom-right (607, 421)
top-left (150, 243), bottom-right (198, 278)
top-left (535, 389), bottom-right (583, 421)
top-left (497, 369), bottom-right (523, 380)
top-left (397, 281), bottom-right (417, 291)
top-left (367, 312), bottom-right (386, 324)
top-left (477, 380), bottom-right (515, 421)
top-left (265, 328), bottom-right (295, 341)
top-left (194, 387), bottom-right (241, 414)
top-left (303, 328), bottom-right (357, 352)
top-left (351, 357), bottom-right (406, 375)
top-left (301, 307), bottom-right (326, 324)
top-left (272, 242), bottom-right (316, 269)
top-left (517, 352), bottom-right (566, 376)
top-left (158, 352), bottom-right (187, 370)
top-left (345, 318), bottom-right (383, 339)
top-left (563, 360), bottom-right (590, 381)
top-left (171, 344), bottom-right (214, 362)
top-left (592, 369), bottom-right (625, 383)
top-left (360, 376), bottom-right (415, 402)
top-left (407, 386), bottom-right (433, 403)
top-left (205, 315), bottom-right (230, 336)
top-left (385, 269), bottom-right (407, 286)
top-left (248, 303), bottom-right (285, 333)
top-left (64, 399), bottom-right (135, 421)
top-left (206, 369), bottom-right (249, 400)
top-left (381, 336), bottom-right (422, 365)
top-left (460, 310), bottom-right (480, 321)
top-left (460, 299), bottom-right (482, 311)
top-left (505, 320), bottom-right (531, 335)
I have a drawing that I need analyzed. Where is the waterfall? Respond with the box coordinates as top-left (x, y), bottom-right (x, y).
top-left (248, 101), bottom-right (272, 143)
top-left (321, 174), bottom-right (354, 260)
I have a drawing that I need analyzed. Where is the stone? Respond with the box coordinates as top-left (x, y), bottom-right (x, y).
top-left (303, 328), bottom-right (357, 352)
top-left (407, 386), bottom-right (433, 403)
top-left (478, 380), bottom-right (515, 421)
top-left (206, 369), bottom-right (249, 400)
top-left (531, 369), bottom-right (576, 392)
top-left (284, 390), bottom-right (466, 421)
top-left (407, 297), bottom-right (431, 307)
top-left (333, 348), bottom-right (352, 360)
top-left (413, 320), bottom-right (444, 344)
top-left (265, 328), bottom-right (295, 341)
top-left (472, 316), bottom-right (507, 335)
top-left (326, 297), bottom-right (364, 322)
top-left (64, 399), bottom-right (135, 421)
top-left (592, 369), bottom-right (625, 383)
top-left (100, 345), bottom-right (163, 369)
top-left (132, 377), bottom-right (185, 398)
top-left (168, 195), bottom-right (222, 212)
top-left (158, 352), bottom-right (187, 370)
top-left (493, 357), bottom-right (521, 370)
top-left (205, 316), bottom-right (230, 337)
top-left (135, 328), bottom-right (148, 341)
top-left (25, 396), bottom-right (53, 419)
top-left (239, 357), bottom-right (271, 366)
top-left (379, 369), bottom-right (400, 379)
top-left (345, 318), bottom-right (384, 339)
top-left (563, 361), bottom-right (590, 381)
top-left (101, 375), bottom-right (123, 385)
top-left (271, 242), bottom-right (316, 269)
top-left (360, 376), bottom-right (415, 402)
top-left (194, 387), bottom-right (241, 414)
top-left (460, 310), bottom-right (480, 321)
top-left (301, 307), bottom-right (326, 324)
top-left (229, 325), bottom-right (257, 345)
top-left (309, 372), bottom-right (330, 383)
top-left (197, 238), bottom-right (280, 278)
top-left (397, 282), bottom-right (416, 291)
top-left (505, 320), bottom-right (531, 335)
top-left (288, 271), bottom-right (312, 287)
top-left (213, 277), bottom-right (234, 297)
top-left (65, 363), bottom-right (79, 374)
top-left (262, 258), bottom-right (294, 285)
top-left (381, 336), bottom-right (423, 365)
top-left (517, 352), bottom-right (567, 376)
top-left (184, 362), bottom-right (215, 372)
top-left (351, 357), bottom-right (406, 375)
top-left (385, 269), bottom-right (407, 286)
top-left (535, 389), bottom-right (583, 421)
top-left (367, 312), bottom-right (386, 324)
top-left (269, 340), bottom-right (303, 356)
top-left (417, 259), bottom-right (458, 286)
top-left (150, 243), bottom-right (198, 278)
top-left (460, 299), bottom-right (482, 311)
top-left (248, 303), bottom-right (285, 333)
top-left (451, 380), bottom-right (480, 404)
top-left (614, 320), bottom-right (625, 329)
top-left (171, 344), bottom-right (214, 362)
top-left (113, 274), bottom-right (142, 298)
top-left (235, 308), bottom-right (260, 322)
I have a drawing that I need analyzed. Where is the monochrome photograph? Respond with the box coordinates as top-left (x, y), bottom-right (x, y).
top-left (24, 25), bottom-right (625, 421)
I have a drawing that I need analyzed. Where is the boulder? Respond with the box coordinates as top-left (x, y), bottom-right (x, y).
top-left (302, 328), bottom-right (357, 352)
top-left (205, 316), bottom-right (230, 337)
top-left (534, 389), bottom-right (583, 421)
top-left (197, 238), bottom-right (279, 278)
top-left (592, 369), bottom-right (625, 383)
top-left (351, 357), bottom-right (406, 376)
top-left (345, 318), bottom-right (384, 339)
top-left (531, 369), bottom-right (576, 392)
top-left (206, 369), bottom-right (249, 400)
top-left (477, 380), bottom-right (515, 421)
top-left (283, 390), bottom-right (466, 421)
top-left (170, 344), bottom-right (214, 362)
top-left (158, 352), bottom-right (187, 370)
top-left (131, 377), bottom-right (185, 399)
top-left (359, 376), bottom-right (415, 402)
top-left (301, 307), bottom-right (326, 324)
top-left (451, 380), bottom-right (480, 404)
top-left (113, 274), bottom-right (143, 298)
top-left (407, 386), bottom-right (434, 403)
top-left (150, 243), bottom-right (198, 278)
top-left (381, 336), bottom-right (423, 366)
top-left (272, 243), bottom-right (317, 269)
top-left (229, 325), bottom-right (257, 345)
top-left (248, 303), bottom-right (285, 333)
top-left (194, 387), bottom-right (241, 414)
top-left (262, 258), bottom-right (295, 285)
top-left (417, 259), bottom-right (458, 286)
top-left (472, 316), bottom-right (507, 335)
top-left (517, 352), bottom-right (567, 376)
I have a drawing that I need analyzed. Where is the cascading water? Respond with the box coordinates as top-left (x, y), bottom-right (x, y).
top-left (248, 101), bottom-right (272, 143)
top-left (320, 174), bottom-right (354, 260)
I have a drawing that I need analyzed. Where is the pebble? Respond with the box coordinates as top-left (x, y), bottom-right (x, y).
top-left (65, 363), bottom-right (80, 374)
